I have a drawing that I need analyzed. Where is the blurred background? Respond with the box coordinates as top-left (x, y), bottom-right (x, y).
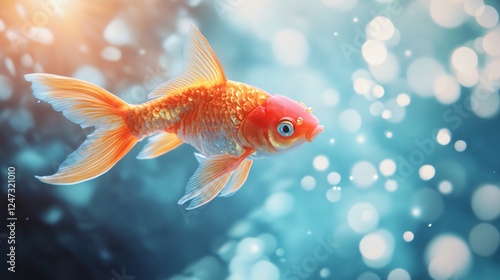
top-left (1, 0), bottom-right (500, 279)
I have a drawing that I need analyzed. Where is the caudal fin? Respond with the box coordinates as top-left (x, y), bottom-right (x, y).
top-left (25, 73), bottom-right (138, 185)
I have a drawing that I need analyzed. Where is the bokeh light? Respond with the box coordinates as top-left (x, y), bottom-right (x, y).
top-left (2, 1), bottom-right (500, 279)
top-left (425, 235), bottom-right (472, 280)
top-left (471, 184), bottom-right (500, 221)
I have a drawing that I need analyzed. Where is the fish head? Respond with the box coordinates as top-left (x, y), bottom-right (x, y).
top-left (238, 94), bottom-right (323, 156)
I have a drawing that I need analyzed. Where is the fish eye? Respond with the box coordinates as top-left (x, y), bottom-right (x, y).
top-left (277, 120), bottom-right (294, 137)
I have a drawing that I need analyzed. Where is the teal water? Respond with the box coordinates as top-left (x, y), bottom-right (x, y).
top-left (1, 0), bottom-right (499, 279)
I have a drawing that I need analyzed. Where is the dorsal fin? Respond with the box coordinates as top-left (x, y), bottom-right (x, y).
top-left (149, 25), bottom-right (227, 99)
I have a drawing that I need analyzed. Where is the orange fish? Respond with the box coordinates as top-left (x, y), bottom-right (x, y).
top-left (25, 25), bottom-right (323, 209)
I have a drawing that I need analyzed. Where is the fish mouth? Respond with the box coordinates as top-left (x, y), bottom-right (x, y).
top-left (307, 125), bottom-right (324, 142)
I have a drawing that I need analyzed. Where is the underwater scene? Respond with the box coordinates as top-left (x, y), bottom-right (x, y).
top-left (1, 0), bottom-right (500, 279)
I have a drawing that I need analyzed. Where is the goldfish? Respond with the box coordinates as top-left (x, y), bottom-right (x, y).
top-left (25, 25), bottom-right (323, 209)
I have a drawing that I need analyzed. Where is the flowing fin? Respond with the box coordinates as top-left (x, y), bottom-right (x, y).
top-left (148, 24), bottom-right (226, 99)
top-left (178, 149), bottom-right (253, 209)
top-left (25, 73), bottom-right (137, 184)
top-left (137, 131), bottom-right (183, 159)
top-left (194, 152), bottom-right (206, 163)
top-left (219, 160), bottom-right (252, 197)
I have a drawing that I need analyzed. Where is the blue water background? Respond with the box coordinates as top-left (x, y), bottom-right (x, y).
top-left (0, 0), bottom-right (500, 279)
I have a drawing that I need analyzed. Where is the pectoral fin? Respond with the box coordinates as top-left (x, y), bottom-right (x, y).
top-left (219, 160), bottom-right (252, 197)
top-left (179, 149), bottom-right (253, 209)
top-left (137, 132), bottom-right (183, 159)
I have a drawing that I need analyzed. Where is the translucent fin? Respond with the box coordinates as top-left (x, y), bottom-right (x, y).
top-left (178, 149), bottom-right (253, 209)
top-left (148, 24), bottom-right (226, 99)
top-left (137, 131), bottom-right (183, 159)
top-left (25, 73), bottom-right (137, 184)
top-left (194, 152), bottom-right (206, 163)
top-left (218, 160), bottom-right (252, 197)
top-left (36, 126), bottom-right (136, 184)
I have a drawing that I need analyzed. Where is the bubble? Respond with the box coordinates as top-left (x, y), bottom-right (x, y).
top-left (436, 128), bottom-right (452, 145)
top-left (359, 230), bottom-right (395, 268)
top-left (73, 65), bottom-right (106, 88)
top-left (434, 75), bottom-right (461, 104)
top-left (407, 57), bottom-right (445, 97)
top-left (21, 53), bottom-right (33, 68)
top-left (42, 207), bottom-right (63, 224)
top-left (162, 34), bottom-right (182, 53)
top-left (362, 40), bottom-right (388, 65)
top-left (8, 108), bottom-right (34, 133)
top-left (351, 161), bottom-right (378, 188)
top-left (429, 0), bottom-right (467, 28)
top-left (327, 172), bottom-right (341, 185)
top-left (301, 176), bottom-right (316, 191)
top-left (369, 52), bottom-right (400, 84)
top-left (451, 47), bottom-right (478, 73)
top-left (0, 75), bottom-right (13, 100)
top-left (457, 69), bottom-right (479, 87)
top-left (319, 268), bottom-right (331, 278)
top-left (454, 140), bottom-right (467, 152)
top-left (372, 85), bottom-right (385, 98)
top-left (385, 131), bottom-right (393, 138)
top-left (237, 237), bottom-right (264, 261)
top-left (314, 155), bottom-right (330, 171)
top-left (471, 184), bottom-right (500, 221)
top-left (385, 180), bottom-right (398, 192)
top-left (384, 99), bottom-right (406, 123)
top-left (326, 187), bottom-right (342, 203)
top-left (397, 93), bottom-right (411, 107)
top-left (187, 0), bottom-right (202, 7)
top-left (249, 260), bottom-right (279, 280)
top-left (354, 78), bottom-right (372, 94)
top-left (348, 202), bottom-right (379, 233)
top-left (469, 223), bottom-right (500, 257)
top-left (482, 31), bottom-right (500, 56)
top-left (464, 0), bottom-right (485, 16)
top-left (339, 109), bottom-right (362, 133)
top-left (323, 88), bottom-right (340, 106)
top-left (265, 192), bottom-right (294, 217)
top-left (425, 235), bottom-right (471, 280)
top-left (379, 159), bottom-right (396, 176)
top-left (56, 181), bottom-right (96, 206)
top-left (30, 27), bottom-right (53, 45)
top-left (322, 0), bottom-right (358, 11)
top-left (104, 17), bottom-right (132, 45)
top-left (475, 5), bottom-right (499, 28)
top-left (369, 101), bottom-right (385, 116)
top-left (5, 57), bottom-right (15, 76)
top-left (438, 181), bottom-right (453, 194)
top-left (272, 29), bottom-right (308, 67)
top-left (366, 16), bottom-right (395, 41)
top-left (357, 272), bottom-right (381, 280)
top-left (411, 188), bottom-right (444, 222)
top-left (403, 231), bottom-right (414, 242)
top-left (419, 165), bottom-right (436, 181)
top-left (471, 86), bottom-right (500, 118)
top-left (101, 46), bottom-right (122, 61)
top-left (388, 268), bottom-right (411, 280)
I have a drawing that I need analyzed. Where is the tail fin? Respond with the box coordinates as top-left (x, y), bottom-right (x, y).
top-left (25, 73), bottom-right (138, 185)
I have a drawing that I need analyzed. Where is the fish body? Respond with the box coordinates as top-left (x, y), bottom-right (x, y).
top-left (25, 25), bottom-right (323, 209)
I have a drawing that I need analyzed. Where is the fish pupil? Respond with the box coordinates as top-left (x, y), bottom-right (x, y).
top-left (283, 125), bottom-right (290, 133)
